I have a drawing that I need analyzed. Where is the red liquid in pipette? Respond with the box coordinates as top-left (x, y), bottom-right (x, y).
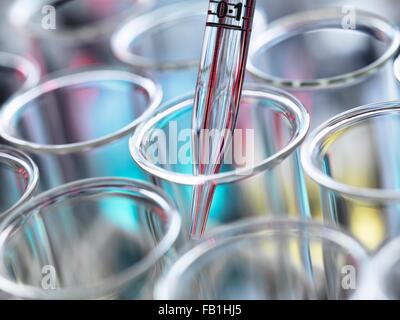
top-left (191, 0), bottom-right (256, 238)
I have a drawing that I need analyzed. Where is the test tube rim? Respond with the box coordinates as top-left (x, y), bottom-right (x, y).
top-left (154, 217), bottom-right (369, 300)
top-left (0, 145), bottom-right (39, 220)
top-left (247, 7), bottom-right (400, 90)
top-left (0, 52), bottom-right (41, 92)
top-left (0, 177), bottom-right (181, 300)
top-left (301, 101), bottom-right (400, 202)
top-left (8, 0), bottom-right (156, 43)
top-left (0, 67), bottom-right (163, 154)
top-left (130, 85), bottom-right (310, 185)
top-left (111, 0), bottom-right (207, 71)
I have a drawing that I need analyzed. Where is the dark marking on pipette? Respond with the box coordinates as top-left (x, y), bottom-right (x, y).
top-left (207, 0), bottom-right (253, 31)
top-left (205, 22), bottom-right (246, 31)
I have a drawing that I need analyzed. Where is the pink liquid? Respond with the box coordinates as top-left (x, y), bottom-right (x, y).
top-left (191, 0), bottom-right (256, 238)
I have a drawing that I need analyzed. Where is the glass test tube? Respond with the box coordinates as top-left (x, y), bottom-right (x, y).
top-left (8, 0), bottom-right (155, 73)
top-left (130, 85), bottom-right (310, 241)
top-left (0, 52), bottom-right (40, 107)
top-left (0, 178), bottom-right (181, 300)
top-left (248, 8), bottom-right (400, 129)
top-left (302, 102), bottom-right (400, 251)
top-left (0, 68), bottom-right (162, 191)
top-left (155, 218), bottom-right (368, 300)
top-left (248, 7), bottom-right (400, 222)
top-left (0, 145), bottom-right (38, 221)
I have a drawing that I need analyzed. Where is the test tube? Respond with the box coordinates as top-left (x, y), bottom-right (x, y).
top-left (301, 102), bottom-right (400, 251)
top-left (154, 218), bottom-right (368, 299)
top-left (0, 178), bottom-right (181, 299)
top-left (112, 1), bottom-right (206, 102)
top-left (248, 7), bottom-right (400, 222)
top-left (8, 0), bottom-right (155, 73)
top-left (248, 8), bottom-right (400, 129)
top-left (111, 0), bottom-right (267, 101)
top-left (0, 52), bottom-right (40, 106)
top-left (130, 85), bottom-right (310, 240)
top-left (0, 145), bottom-right (38, 221)
top-left (0, 68), bottom-right (162, 191)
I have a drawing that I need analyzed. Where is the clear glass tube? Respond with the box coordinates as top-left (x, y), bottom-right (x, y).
top-left (248, 7), bottom-right (400, 228)
top-left (0, 145), bottom-right (38, 221)
top-left (130, 85), bottom-right (310, 239)
top-left (0, 68), bottom-right (162, 191)
top-left (190, 0), bottom-right (257, 239)
top-left (302, 102), bottom-right (400, 251)
top-left (0, 52), bottom-right (40, 106)
top-left (248, 8), bottom-right (400, 129)
top-left (0, 177), bottom-right (181, 300)
top-left (155, 218), bottom-right (369, 300)
top-left (111, 0), bottom-right (267, 102)
top-left (8, 0), bottom-right (155, 73)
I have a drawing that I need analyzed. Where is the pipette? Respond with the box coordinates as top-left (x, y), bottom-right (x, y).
top-left (191, 0), bottom-right (256, 238)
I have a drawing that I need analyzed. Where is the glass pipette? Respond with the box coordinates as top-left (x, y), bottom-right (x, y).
top-left (191, 0), bottom-right (256, 238)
